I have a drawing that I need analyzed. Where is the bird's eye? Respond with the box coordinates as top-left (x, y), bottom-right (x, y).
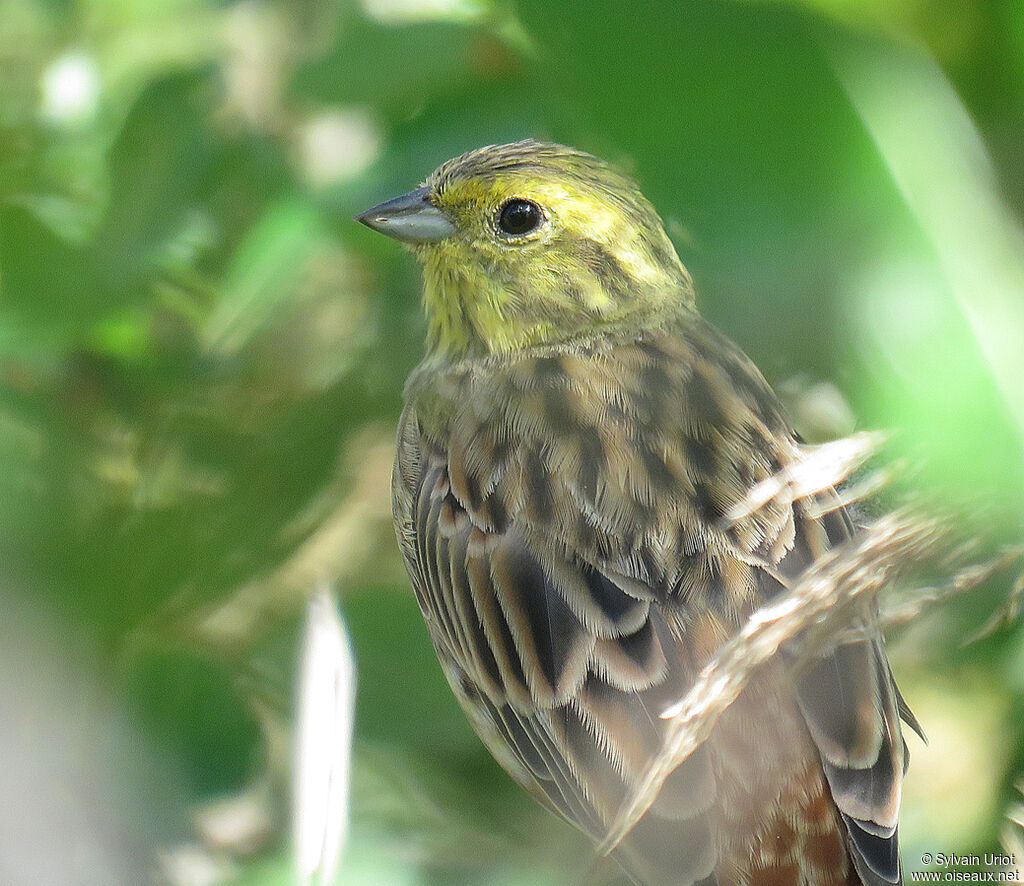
top-left (497, 198), bottom-right (542, 236)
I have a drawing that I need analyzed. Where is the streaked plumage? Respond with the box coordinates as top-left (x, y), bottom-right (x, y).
top-left (359, 140), bottom-right (913, 886)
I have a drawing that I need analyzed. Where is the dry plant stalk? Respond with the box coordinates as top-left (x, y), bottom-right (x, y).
top-left (601, 425), bottom-right (1024, 854)
top-left (877, 543), bottom-right (1024, 643)
top-left (600, 507), bottom-right (947, 854)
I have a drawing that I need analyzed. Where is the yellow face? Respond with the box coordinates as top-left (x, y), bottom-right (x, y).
top-left (359, 140), bottom-right (694, 357)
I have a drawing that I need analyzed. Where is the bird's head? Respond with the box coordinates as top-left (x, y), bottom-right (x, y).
top-left (357, 140), bottom-right (694, 357)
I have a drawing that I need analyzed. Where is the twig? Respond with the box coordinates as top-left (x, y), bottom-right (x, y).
top-left (599, 510), bottom-right (943, 854)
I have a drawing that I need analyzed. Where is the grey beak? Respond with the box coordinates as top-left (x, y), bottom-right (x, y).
top-left (355, 186), bottom-right (456, 244)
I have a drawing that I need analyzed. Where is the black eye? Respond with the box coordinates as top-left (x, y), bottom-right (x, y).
top-left (497, 198), bottom-right (542, 236)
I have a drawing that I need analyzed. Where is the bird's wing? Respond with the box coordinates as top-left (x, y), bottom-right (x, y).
top-left (394, 319), bottom-right (909, 886)
top-left (785, 504), bottom-right (911, 886)
top-left (394, 395), bottom-right (719, 886)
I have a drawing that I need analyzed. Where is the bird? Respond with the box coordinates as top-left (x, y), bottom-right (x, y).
top-left (357, 140), bottom-right (915, 886)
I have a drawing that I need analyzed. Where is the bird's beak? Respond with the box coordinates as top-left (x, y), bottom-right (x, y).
top-left (355, 186), bottom-right (456, 244)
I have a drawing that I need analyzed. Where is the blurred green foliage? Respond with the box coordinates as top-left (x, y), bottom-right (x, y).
top-left (1, 0), bottom-right (1023, 884)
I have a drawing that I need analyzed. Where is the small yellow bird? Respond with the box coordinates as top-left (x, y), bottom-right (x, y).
top-left (358, 140), bottom-right (913, 886)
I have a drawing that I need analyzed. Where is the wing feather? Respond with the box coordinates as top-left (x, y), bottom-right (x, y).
top-left (394, 320), bottom-right (913, 886)
top-left (786, 498), bottom-right (909, 886)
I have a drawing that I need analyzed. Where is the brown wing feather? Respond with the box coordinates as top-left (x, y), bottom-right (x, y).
top-left (393, 319), bottom-right (911, 886)
top-left (787, 505), bottom-right (908, 886)
top-left (395, 407), bottom-right (719, 885)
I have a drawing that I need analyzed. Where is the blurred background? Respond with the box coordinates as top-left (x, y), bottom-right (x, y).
top-left (1, 0), bottom-right (1023, 883)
